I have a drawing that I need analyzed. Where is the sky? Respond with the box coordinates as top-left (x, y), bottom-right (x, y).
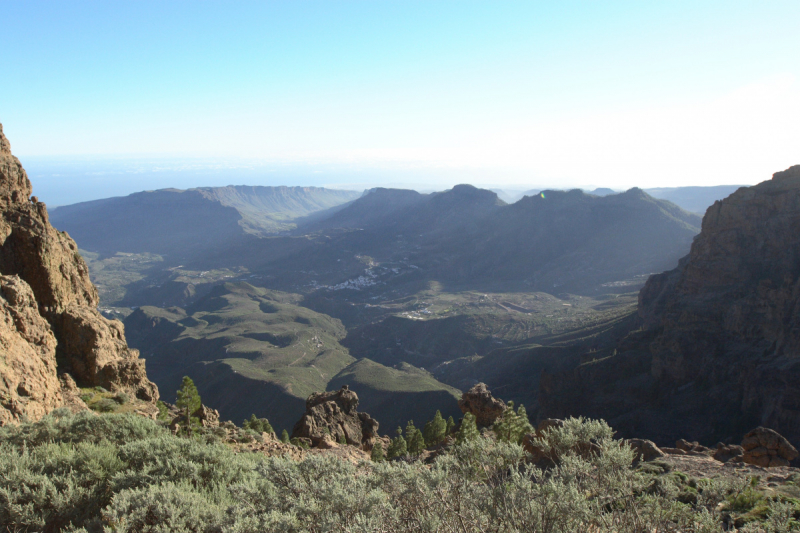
top-left (1, 1), bottom-right (799, 205)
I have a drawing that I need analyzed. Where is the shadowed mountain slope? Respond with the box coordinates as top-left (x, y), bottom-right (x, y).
top-left (275, 185), bottom-right (701, 293)
top-left (49, 186), bottom-right (360, 258)
top-left (541, 166), bottom-right (800, 446)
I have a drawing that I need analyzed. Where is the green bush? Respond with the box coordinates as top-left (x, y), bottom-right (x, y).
top-left (243, 413), bottom-right (274, 434)
top-left (113, 392), bottom-right (130, 405)
top-left (93, 398), bottom-right (118, 412)
top-left (0, 411), bottom-right (783, 532)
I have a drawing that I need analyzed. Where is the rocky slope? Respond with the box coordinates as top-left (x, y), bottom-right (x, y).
top-left (0, 123), bottom-right (158, 424)
top-left (540, 166), bottom-right (800, 446)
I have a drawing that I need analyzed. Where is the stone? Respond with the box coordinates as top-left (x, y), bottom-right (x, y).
top-left (627, 438), bottom-right (666, 462)
top-left (741, 427), bottom-right (798, 468)
top-left (458, 383), bottom-right (507, 427)
top-left (291, 385), bottom-right (379, 450)
top-left (713, 443), bottom-right (745, 463)
top-left (675, 439), bottom-right (712, 455)
top-left (0, 274), bottom-right (62, 424)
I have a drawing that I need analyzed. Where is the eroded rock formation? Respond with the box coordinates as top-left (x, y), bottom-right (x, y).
top-left (291, 385), bottom-right (379, 450)
top-left (541, 166), bottom-right (800, 447)
top-left (458, 382), bottom-right (507, 427)
top-left (0, 123), bottom-right (158, 424)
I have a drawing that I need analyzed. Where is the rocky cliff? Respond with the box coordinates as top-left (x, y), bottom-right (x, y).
top-left (0, 123), bottom-right (157, 424)
top-left (541, 166), bottom-right (800, 446)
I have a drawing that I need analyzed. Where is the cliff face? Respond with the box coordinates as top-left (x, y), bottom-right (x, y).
top-left (541, 166), bottom-right (800, 446)
top-left (0, 123), bottom-right (158, 424)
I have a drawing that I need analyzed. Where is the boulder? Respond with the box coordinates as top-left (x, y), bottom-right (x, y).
top-left (626, 438), bottom-right (666, 462)
top-left (291, 385), bottom-right (379, 450)
top-left (741, 427), bottom-right (798, 468)
top-left (675, 439), bottom-right (713, 456)
top-left (713, 443), bottom-right (744, 463)
top-left (458, 383), bottom-right (507, 427)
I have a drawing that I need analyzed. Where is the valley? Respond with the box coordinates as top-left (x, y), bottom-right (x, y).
top-left (52, 182), bottom-right (704, 433)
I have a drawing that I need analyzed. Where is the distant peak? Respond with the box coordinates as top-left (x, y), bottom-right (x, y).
top-left (448, 184), bottom-right (501, 202)
top-left (622, 187), bottom-right (649, 199)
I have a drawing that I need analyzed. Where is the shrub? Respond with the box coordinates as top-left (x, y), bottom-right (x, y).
top-left (0, 411), bottom-right (782, 532)
top-left (243, 413), bottom-right (274, 434)
top-left (113, 392), bottom-right (130, 404)
top-left (371, 443), bottom-right (385, 462)
top-left (93, 398), bottom-right (118, 412)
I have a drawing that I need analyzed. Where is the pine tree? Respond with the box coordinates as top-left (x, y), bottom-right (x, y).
top-left (280, 429), bottom-right (290, 443)
top-left (243, 414), bottom-right (274, 434)
top-left (176, 376), bottom-right (201, 435)
top-left (515, 404), bottom-right (534, 442)
top-left (156, 400), bottom-right (169, 421)
top-left (371, 442), bottom-right (385, 462)
top-left (409, 429), bottom-right (426, 455)
top-left (446, 416), bottom-right (455, 436)
top-left (456, 412), bottom-right (479, 444)
top-left (387, 427), bottom-right (408, 459)
top-left (404, 420), bottom-right (417, 442)
top-left (493, 402), bottom-right (533, 444)
top-left (423, 410), bottom-right (447, 446)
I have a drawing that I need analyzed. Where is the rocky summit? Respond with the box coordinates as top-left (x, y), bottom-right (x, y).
top-left (541, 166), bottom-right (800, 446)
top-left (0, 123), bottom-right (158, 424)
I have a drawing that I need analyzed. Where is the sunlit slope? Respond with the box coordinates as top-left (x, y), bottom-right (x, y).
top-left (328, 359), bottom-right (462, 430)
top-left (125, 282), bottom-right (460, 432)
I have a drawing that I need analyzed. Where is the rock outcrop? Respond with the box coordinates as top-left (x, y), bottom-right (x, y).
top-left (0, 274), bottom-right (62, 424)
top-left (626, 438), bottom-right (666, 463)
top-left (740, 427), bottom-right (799, 468)
top-left (291, 385), bottom-right (379, 450)
top-left (458, 383), bottom-right (507, 427)
top-left (541, 166), bottom-right (800, 447)
top-left (0, 123), bottom-right (158, 424)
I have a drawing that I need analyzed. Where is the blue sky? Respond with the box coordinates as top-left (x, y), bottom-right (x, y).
top-left (2, 1), bottom-right (799, 203)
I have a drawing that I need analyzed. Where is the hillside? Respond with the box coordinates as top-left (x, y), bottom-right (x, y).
top-left (540, 165), bottom-right (800, 445)
top-left (124, 282), bottom-right (460, 431)
top-left (49, 185), bottom-right (360, 257)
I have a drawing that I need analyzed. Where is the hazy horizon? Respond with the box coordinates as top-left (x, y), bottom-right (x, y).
top-left (3, 1), bottom-right (799, 203)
